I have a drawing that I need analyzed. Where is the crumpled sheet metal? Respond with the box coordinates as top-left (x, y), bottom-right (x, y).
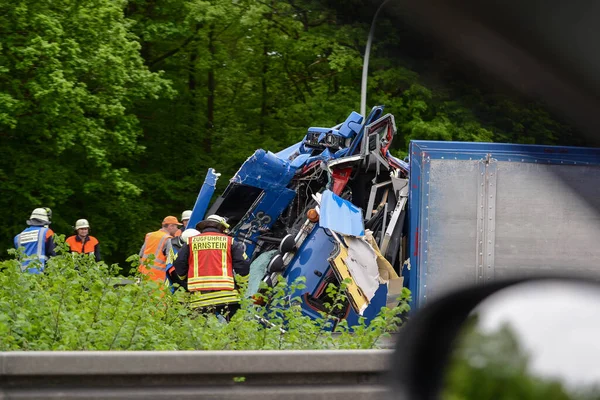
top-left (343, 236), bottom-right (380, 303)
top-left (386, 150), bottom-right (410, 173)
top-left (290, 153), bottom-right (310, 168)
top-left (231, 149), bottom-right (297, 190)
top-left (329, 244), bottom-right (369, 315)
top-left (275, 141), bottom-right (303, 160)
top-left (338, 111), bottom-right (364, 138)
top-left (319, 190), bottom-right (365, 236)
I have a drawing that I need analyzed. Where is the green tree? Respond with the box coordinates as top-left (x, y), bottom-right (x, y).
top-left (443, 316), bottom-right (575, 400)
top-left (123, 0), bottom-right (375, 250)
top-left (0, 0), bottom-right (587, 264)
top-left (0, 0), bottom-right (171, 258)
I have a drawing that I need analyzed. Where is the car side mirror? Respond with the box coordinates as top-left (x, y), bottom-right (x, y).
top-left (386, 277), bottom-right (600, 400)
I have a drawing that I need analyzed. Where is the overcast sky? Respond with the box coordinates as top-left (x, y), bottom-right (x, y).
top-left (473, 281), bottom-right (600, 388)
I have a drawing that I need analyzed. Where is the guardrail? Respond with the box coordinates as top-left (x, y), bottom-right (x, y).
top-left (0, 350), bottom-right (393, 399)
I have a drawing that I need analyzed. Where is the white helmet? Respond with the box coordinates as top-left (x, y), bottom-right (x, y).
top-left (181, 210), bottom-right (193, 221)
top-left (75, 219), bottom-right (90, 230)
top-left (181, 228), bottom-right (200, 241)
top-left (196, 214), bottom-right (230, 231)
top-left (30, 208), bottom-right (51, 223)
top-left (206, 215), bottom-right (230, 229)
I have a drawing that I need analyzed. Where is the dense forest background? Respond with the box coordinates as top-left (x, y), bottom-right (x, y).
top-left (0, 0), bottom-right (588, 263)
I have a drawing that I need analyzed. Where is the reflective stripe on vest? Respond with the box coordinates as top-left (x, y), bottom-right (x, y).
top-left (187, 233), bottom-right (235, 292)
top-left (189, 289), bottom-right (240, 308)
top-left (153, 234), bottom-right (170, 271)
top-left (167, 237), bottom-right (184, 266)
top-left (14, 226), bottom-right (48, 273)
top-left (140, 230), bottom-right (171, 281)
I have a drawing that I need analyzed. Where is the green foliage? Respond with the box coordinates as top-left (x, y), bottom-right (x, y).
top-left (0, 0), bottom-right (586, 264)
top-left (0, 0), bottom-right (171, 260)
top-left (335, 286), bottom-right (410, 349)
top-left (0, 250), bottom-right (408, 351)
top-left (442, 316), bottom-right (600, 400)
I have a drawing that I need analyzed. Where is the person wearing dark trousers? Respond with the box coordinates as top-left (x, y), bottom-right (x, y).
top-left (171, 215), bottom-right (249, 321)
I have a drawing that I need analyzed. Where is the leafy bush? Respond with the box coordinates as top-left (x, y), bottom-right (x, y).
top-left (0, 248), bottom-right (410, 351)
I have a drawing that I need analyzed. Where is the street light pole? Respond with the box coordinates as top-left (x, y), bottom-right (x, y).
top-left (360, 0), bottom-right (391, 118)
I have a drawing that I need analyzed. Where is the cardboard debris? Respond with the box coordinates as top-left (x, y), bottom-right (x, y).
top-left (364, 229), bottom-right (400, 283)
top-left (328, 244), bottom-right (369, 315)
top-left (344, 236), bottom-right (380, 302)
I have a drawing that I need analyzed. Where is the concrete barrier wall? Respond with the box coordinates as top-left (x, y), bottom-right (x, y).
top-left (0, 350), bottom-right (393, 400)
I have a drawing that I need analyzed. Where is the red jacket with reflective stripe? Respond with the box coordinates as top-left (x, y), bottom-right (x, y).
top-left (187, 232), bottom-right (235, 292)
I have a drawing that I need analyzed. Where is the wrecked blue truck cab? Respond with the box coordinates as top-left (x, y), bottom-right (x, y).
top-left (281, 218), bottom-right (389, 327)
top-left (189, 109), bottom-right (600, 326)
top-left (190, 106), bottom-right (410, 327)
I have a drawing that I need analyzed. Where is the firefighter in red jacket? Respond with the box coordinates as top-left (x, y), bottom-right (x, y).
top-left (171, 214), bottom-right (250, 319)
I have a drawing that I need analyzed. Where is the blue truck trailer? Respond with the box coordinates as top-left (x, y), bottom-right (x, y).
top-left (407, 140), bottom-right (600, 308)
top-left (188, 107), bottom-right (600, 325)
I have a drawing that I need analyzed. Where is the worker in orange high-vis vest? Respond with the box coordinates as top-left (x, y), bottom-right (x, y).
top-left (139, 216), bottom-right (181, 283)
top-left (65, 219), bottom-right (101, 261)
top-left (171, 214), bottom-right (249, 320)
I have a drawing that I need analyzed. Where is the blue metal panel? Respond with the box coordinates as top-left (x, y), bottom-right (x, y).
top-left (304, 148), bottom-right (336, 165)
top-left (188, 168), bottom-right (220, 230)
top-left (334, 148), bottom-right (350, 158)
top-left (283, 224), bottom-right (387, 327)
top-left (283, 225), bottom-right (336, 321)
top-left (386, 150), bottom-right (410, 172)
top-left (275, 141), bottom-right (303, 160)
top-left (232, 188), bottom-right (297, 258)
top-left (232, 149), bottom-right (297, 191)
top-left (345, 284), bottom-right (388, 327)
top-left (407, 143), bottom-right (423, 310)
top-left (221, 148), bottom-right (300, 258)
top-left (347, 106), bottom-right (385, 156)
top-left (411, 140), bottom-right (600, 164)
top-left (408, 140), bottom-right (600, 310)
top-left (319, 190), bottom-right (365, 236)
top-left (274, 142), bottom-right (312, 168)
top-left (290, 153), bottom-right (311, 168)
top-left (416, 156), bottom-right (432, 308)
top-left (338, 111), bottom-right (364, 138)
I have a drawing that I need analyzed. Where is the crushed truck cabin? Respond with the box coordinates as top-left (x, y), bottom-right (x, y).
top-left (186, 106), bottom-right (600, 327)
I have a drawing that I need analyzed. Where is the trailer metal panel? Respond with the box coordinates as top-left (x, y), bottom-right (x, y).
top-left (409, 141), bottom-right (600, 308)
